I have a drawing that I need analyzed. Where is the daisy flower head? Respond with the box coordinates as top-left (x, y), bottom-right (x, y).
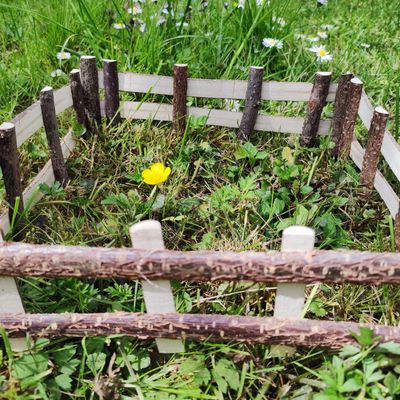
top-left (224, 99), bottom-right (240, 113)
top-left (309, 45), bottom-right (333, 62)
top-left (272, 16), bottom-right (286, 27)
top-left (321, 24), bottom-right (334, 30)
top-left (262, 37), bottom-right (283, 49)
top-left (317, 0), bottom-right (328, 5)
top-left (113, 22), bottom-right (126, 29)
top-left (128, 4), bottom-right (142, 15)
top-left (237, 0), bottom-right (245, 9)
top-left (56, 51), bottom-right (71, 60)
top-left (317, 31), bottom-right (328, 39)
top-left (50, 69), bottom-right (64, 78)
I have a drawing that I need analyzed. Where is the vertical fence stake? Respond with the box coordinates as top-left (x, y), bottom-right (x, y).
top-left (300, 72), bottom-right (332, 147)
top-left (70, 69), bottom-right (90, 131)
top-left (0, 233), bottom-right (26, 351)
top-left (103, 59), bottom-right (121, 125)
top-left (0, 122), bottom-right (25, 239)
top-left (237, 66), bottom-right (264, 141)
top-left (395, 212), bottom-right (400, 252)
top-left (272, 226), bottom-right (315, 357)
top-left (172, 64), bottom-right (188, 136)
top-left (360, 106), bottom-right (389, 188)
top-left (129, 220), bottom-right (185, 353)
top-left (331, 72), bottom-right (353, 156)
top-left (80, 56), bottom-right (101, 133)
top-left (40, 87), bottom-right (69, 186)
top-left (337, 77), bottom-right (363, 157)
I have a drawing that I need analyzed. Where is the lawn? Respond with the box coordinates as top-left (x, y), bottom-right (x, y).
top-left (1, 0), bottom-right (400, 399)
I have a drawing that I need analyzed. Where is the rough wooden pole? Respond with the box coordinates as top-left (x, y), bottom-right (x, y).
top-left (337, 77), bottom-right (363, 157)
top-left (0, 122), bottom-right (25, 235)
top-left (172, 64), bottom-right (188, 135)
top-left (70, 69), bottom-right (90, 130)
top-left (237, 66), bottom-right (264, 141)
top-left (395, 212), bottom-right (400, 252)
top-left (130, 220), bottom-right (184, 353)
top-left (300, 72), bottom-right (332, 147)
top-left (80, 56), bottom-right (101, 133)
top-left (40, 87), bottom-right (69, 186)
top-left (103, 60), bottom-right (121, 125)
top-left (360, 107), bottom-right (389, 188)
top-left (0, 233), bottom-right (26, 351)
top-left (4, 242), bottom-right (400, 284)
top-left (272, 226), bottom-right (315, 356)
top-left (1, 312), bottom-right (400, 349)
top-left (331, 72), bottom-right (353, 156)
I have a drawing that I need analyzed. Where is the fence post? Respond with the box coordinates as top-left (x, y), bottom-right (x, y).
top-left (360, 106), bottom-right (389, 188)
top-left (70, 69), bottom-right (90, 132)
top-left (271, 225), bottom-right (315, 356)
top-left (103, 59), bottom-right (121, 125)
top-left (172, 64), bottom-right (188, 136)
top-left (40, 86), bottom-right (69, 186)
top-left (129, 220), bottom-right (185, 353)
top-left (0, 122), bottom-right (25, 239)
top-left (80, 56), bottom-right (101, 133)
top-left (237, 66), bottom-right (264, 141)
top-left (300, 72), bottom-right (332, 147)
top-left (336, 77), bottom-right (363, 157)
top-left (331, 72), bottom-right (353, 156)
top-left (0, 233), bottom-right (26, 351)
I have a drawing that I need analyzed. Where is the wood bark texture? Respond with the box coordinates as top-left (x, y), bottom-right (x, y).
top-left (396, 212), bottom-right (400, 252)
top-left (40, 87), bottom-right (69, 186)
top-left (300, 72), bottom-right (332, 147)
top-left (70, 69), bottom-right (90, 130)
top-left (360, 107), bottom-right (389, 188)
top-left (0, 123), bottom-right (25, 238)
top-left (1, 312), bottom-right (399, 348)
top-left (80, 56), bottom-right (101, 133)
top-left (237, 66), bottom-right (264, 141)
top-left (172, 64), bottom-right (188, 135)
top-left (331, 72), bottom-right (353, 156)
top-left (337, 77), bottom-right (363, 156)
top-left (2, 242), bottom-right (400, 284)
top-left (103, 60), bottom-right (121, 125)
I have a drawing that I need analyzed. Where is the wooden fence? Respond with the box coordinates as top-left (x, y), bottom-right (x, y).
top-left (0, 56), bottom-right (400, 352)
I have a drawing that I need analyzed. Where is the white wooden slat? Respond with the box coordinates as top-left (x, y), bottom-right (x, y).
top-left (97, 70), bottom-right (338, 102)
top-left (11, 85), bottom-right (73, 148)
top-left (129, 220), bottom-right (185, 354)
top-left (350, 139), bottom-right (399, 218)
top-left (101, 101), bottom-right (332, 135)
top-left (0, 131), bottom-right (76, 236)
top-left (358, 91), bottom-right (400, 183)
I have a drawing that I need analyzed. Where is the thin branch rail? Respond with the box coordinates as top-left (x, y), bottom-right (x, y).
top-left (1, 312), bottom-right (399, 348)
top-left (1, 242), bottom-right (400, 284)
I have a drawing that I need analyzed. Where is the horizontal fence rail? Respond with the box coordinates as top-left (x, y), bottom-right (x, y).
top-left (1, 242), bottom-right (400, 284)
top-left (1, 312), bottom-right (400, 348)
top-left (97, 70), bottom-right (338, 102)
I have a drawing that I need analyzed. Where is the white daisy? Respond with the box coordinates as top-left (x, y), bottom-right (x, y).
top-left (50, 69), bottom-right (64, 77)
top-left (272, 16), bottom-right (286, 27)
top-left (321, 24), bottom-right (334, 30)
top-left (113, 22), bottom-right (126, 29)
top-left (317, 0), bottom-right (328, 5)
top-left (309, 45), bottom-right (333, 62)
top-left (225, 99), bottom-right (240, 113)
top-left (361, 43), bottom-right (371, 48)
top-left (317, 31), bottom-right (328, 39)
top-left (128, 4), bottom-right (142, 15)
top-left (237, 0), bottom-right (245, 8)
top-left (262, 37), bottom-right (283, 49)
top-left (156, 16), bottom-right (166, 26)
top-left (56, 52), bottom-right (71, 60)
top-left (307, 36), bottom-right (320, 42)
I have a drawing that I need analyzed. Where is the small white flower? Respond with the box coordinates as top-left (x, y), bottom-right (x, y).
top-left (156, 16), bottom-right (166, 26)
top-left (360, 43), bottom-right (371, 48)
top-left (262, 37), bottom-right (283, 49)
top-left (272, 16), bottom-right (286, 27)
top-left (225, 99), bottom-right (240, 113)
top-left (56, 52), bottom-right (71, 60)
top-left (309, 45), bottom-right (333, 62)
top-left (128, 4), bottom-right (142, 15)
top-left (50, 69), bottom-right (63, 77)
top-left (317, 31), bottom-right (328, 39)
top-left (321, 24), bottom-right (334, 30)
top-left (295, 33), bottom-right (307, 40)
top-left (113, 22), bottom-right (126, 29)
top-left (307, 36), bottom-right (320, 42)
top-left (139, 21), bottom-right (146, 33)
top-left (237, 0), bottom-right (245, 8)
top-left (317, 0), bottom-right (328, 5)
top-left (176, 21), bottom-right (189, 28)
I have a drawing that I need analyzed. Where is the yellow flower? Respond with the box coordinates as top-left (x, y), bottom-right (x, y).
top-left (142, 163), bottom-right (171, 185)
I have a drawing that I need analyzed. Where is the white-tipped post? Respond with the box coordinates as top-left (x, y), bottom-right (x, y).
top-left (0, 233), bottom-right (27, 351)
top-left (129, 220), bottom-right (185, 353)
top-left (271, 226), bottom-right (315, 356)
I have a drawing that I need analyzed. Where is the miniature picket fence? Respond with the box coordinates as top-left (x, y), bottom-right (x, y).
top-left (0, 56), bottom-right (400, 353)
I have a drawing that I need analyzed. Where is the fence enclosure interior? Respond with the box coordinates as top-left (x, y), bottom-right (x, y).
top-left (0, 56), bottom-right (400, 353)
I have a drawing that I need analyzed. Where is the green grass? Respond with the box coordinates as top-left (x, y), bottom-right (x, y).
top-left (1, 0), bottom-right (400, 398)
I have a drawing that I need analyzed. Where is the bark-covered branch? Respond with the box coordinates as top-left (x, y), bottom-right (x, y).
top-left (1, 312), bottom-right (399, 348)
top-left (1, 242), bottom-right (400, 284)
